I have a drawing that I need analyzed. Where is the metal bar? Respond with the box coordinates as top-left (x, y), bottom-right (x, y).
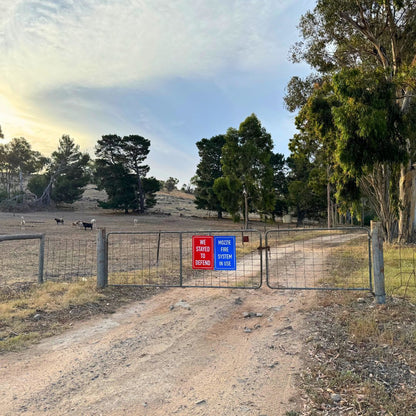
top-left (38, 234), bottom-right (45, 284)
top-left (179, 232), bottom-right (183, 287)
top-left (0, 234), bottom-right (43, 241)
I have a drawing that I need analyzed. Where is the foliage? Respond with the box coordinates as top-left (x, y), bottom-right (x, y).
top-left (270, 152), bottom-right (289, 217)
top-left (28, 135), bottom-right (90, 206)
top-left (94, 134), bottom-right (156, 213)
top-left (332, 69), bottom-right (407, 174)
top-left (0, 137), bottom-right (47, 201)
top-left (50, 136), bottom-right (90, 204)
top-left (213, 114), bottom-right (276, 224)
top-left (286, 0), bottom-right (416, 237)
top-left (164, 177), bottom-right (179, 192)
top-left (194, 135), bottom-right (226, 219)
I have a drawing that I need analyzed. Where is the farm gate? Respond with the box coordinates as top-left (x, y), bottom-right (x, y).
top-left (100, 227), bottom-right (372, 292)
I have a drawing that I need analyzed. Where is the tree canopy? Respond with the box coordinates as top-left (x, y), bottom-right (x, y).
top-left (213, 114), bottom-right (276, 226)
top-left (94, 134), bottom-right (158, 213)
top-left (194, 135), bottom-right (226, 219)
top-left (286, 0), bottom-right (416, 240)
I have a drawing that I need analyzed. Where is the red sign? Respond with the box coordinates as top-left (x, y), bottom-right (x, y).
top-left (192, 236), bottom-right (214, 270)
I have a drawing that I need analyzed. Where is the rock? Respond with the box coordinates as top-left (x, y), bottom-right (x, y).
top-left (174, 301), bottom-right (191, 310)
top-left (331, 393), bottom-right (341, 403)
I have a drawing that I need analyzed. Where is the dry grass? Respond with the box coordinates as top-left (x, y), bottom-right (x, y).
top-left (300, 244), bottom-right (416, 415)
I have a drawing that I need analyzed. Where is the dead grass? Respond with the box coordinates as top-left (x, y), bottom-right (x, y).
top-left (0, 280), bottom-right (160, 352)
top-left (301, 292), bottom-right (416, 415)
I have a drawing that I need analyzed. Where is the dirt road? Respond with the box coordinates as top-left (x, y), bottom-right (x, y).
top-left (0, 286), bottom-right (313, 415)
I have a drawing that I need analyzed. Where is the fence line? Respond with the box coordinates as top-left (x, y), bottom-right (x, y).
top-left (101, 230), bottom-right (263, 289)
top-left (0, 234), bottom-right (44, 285)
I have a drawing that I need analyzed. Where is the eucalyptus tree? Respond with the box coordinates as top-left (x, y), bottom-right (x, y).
top-left (288, 0), bottom-right (416, 240)
top-left (213, 114), bottom-right (275, 227)
top-left (0, 137), bottom-right (46, 200)
top-left (194, 134), bottom-right (226, 219)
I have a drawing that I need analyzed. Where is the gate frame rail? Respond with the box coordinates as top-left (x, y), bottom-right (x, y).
top-left (0, 233), bottom-right (45, 283)
top-left (98, 228), bottom-right (263, 289)
top-left (264, 227), bottom-right (373, 292)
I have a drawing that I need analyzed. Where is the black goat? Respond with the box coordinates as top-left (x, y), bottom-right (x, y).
top-left (55, 218), bottom-right (64, 225)
top-left (82, 221), bottom-right (93, 230)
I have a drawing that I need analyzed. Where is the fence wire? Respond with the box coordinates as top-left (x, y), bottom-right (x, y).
top-left (107, 230), bottom-right (263, 289)
top-left (265, 228), bottom-right (371, 290)
top-left (0, 238), bottom-right (40, 286)
top-left (44, 238), bottom-right (96, 282)
top-left (384, 243), bottom-right (416, 298)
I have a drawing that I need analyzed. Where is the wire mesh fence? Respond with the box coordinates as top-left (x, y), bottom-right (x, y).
top-left (0, 236), bottom-right (42, 286)
top-left (384, 243), bottom-right (416, 298)
top-left (44, 238), bottom-right (96, 282)
top-left (1, 227), bottom-right (377, 292)
top-left (0, 235), bottom-right (96, 286)
top-left (265, 228), bottom-right (371, 290)
top-left (107, 230), bottom-right (263, 289)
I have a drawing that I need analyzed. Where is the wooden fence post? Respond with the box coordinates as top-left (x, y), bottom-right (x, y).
top-left (371, 221), bottom-right (386, 304)
top-left (97, 228), bottom-right (108, 289)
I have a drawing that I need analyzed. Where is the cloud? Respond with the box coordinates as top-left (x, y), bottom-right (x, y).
top-left (0, 0), bottom-right (294, 94)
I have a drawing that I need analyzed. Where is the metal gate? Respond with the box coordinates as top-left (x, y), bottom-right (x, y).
top-left (106, 229), bottom-right (263, 289)
top-left (101, 227), bottom-right (372, 291)
top-left (265, 227), bottom-right (372, 291)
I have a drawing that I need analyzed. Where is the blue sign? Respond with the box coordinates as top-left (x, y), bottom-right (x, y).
top-left (214, 236), bottom-right (236, 270)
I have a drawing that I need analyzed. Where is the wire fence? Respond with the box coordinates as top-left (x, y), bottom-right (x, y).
top-left (384, 243), bottom-right (416, 298)
top-left (0, 236), bottom-right (96, 287)
top-left (1, 227), bottom-right (415, 297)
top-left (0, 236), bottom-right (42, 286)
top-left (265, 228), bottom-right (372, 291)
top-left (107, 230), bottom-right (263, 289)
top-left (44, 238), bottom-right (96, 282)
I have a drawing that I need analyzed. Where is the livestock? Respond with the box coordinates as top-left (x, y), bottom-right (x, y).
top-left (20, 216), bottom-right (25, 227)
top-left (54, 218), bottom-right (64, 225)
top-left (82, 221), bottom-right (94, 230)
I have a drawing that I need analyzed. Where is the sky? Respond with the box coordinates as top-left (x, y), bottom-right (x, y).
top-left (0, 0), bottom-right (315, 186)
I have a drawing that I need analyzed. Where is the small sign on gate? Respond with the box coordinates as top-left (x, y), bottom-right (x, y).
top-left (214, 236), bottom-right (236, 270)
top-left (192, 235), bottom-right (214, 269)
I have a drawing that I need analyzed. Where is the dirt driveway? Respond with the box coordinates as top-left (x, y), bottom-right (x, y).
top-left (0, 286), bottom-right (313, 415)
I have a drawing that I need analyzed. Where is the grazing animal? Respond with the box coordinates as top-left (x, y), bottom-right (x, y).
top-left (72, 220), bottom-right (82, 227)
top-left (82, 221), bottom-right (94, 230)
top-left (55, 217), bottom-right (64, 225)
top-left (133, 218), bottom-right (139, 226)
top-left (20, 216), bottom-right (25, 227)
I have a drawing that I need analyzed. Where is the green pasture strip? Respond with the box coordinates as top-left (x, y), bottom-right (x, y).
top-left (323, 236), bottom-right (370, 289)
top-left (384, 244), bottom-right (416, 300)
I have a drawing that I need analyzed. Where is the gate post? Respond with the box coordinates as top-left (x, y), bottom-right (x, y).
top-left (97, 228), bottom-right (108, 289)
top-left (38, 234), bottom-right (45, 284)
top-left (371, 221), bottom-right (386, 304)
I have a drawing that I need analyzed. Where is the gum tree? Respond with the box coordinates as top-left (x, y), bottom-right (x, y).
top-left (288, 0), bottom-right (416, 240)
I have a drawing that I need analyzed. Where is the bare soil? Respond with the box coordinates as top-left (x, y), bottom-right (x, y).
top-left (0, 286), bottom-right (313, 415)
top-left (4, 190), bottom-right (413, 415)
top-left (1, 189), bottom-right (313, 415)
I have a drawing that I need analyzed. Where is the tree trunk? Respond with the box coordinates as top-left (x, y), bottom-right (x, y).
top-left (398, 163), bottom-right (416, 242)
top-left (137, 175), bottom-right (145, 214)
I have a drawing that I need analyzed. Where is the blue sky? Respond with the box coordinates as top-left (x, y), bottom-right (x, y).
top-left (0, 0), bottom-right (314, 185)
